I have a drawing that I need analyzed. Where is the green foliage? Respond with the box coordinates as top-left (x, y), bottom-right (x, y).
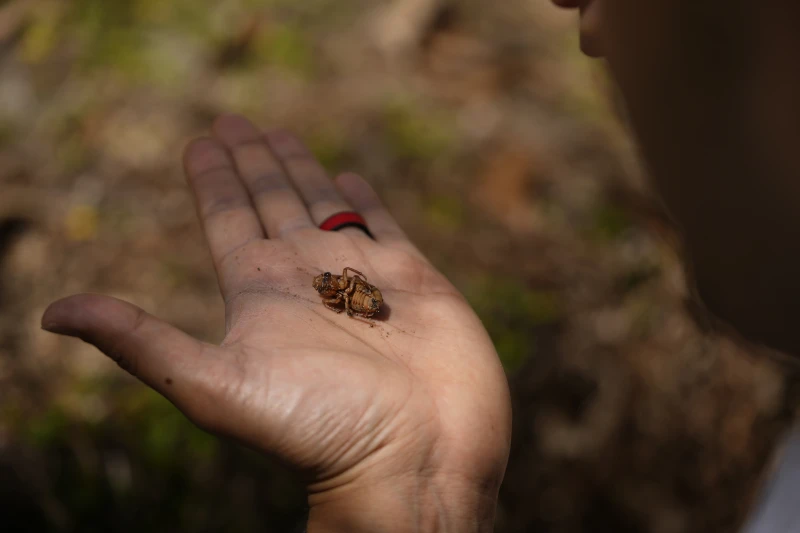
top-left (69, 0), bottom-right (144, 72)
top-left (17, 0), bottom-right (211, 80)
top-left (307, 128), bottom-right (348, 170)
top-left (5, 380), bottom-right (309, 532)
top-left (25, 406), bottom-right (71, 448)
top-left (255, 25), bottom-right (315, 77)
top-left (592, 203), bottom-right (633, 241)
top-left (19, 6), bottom-right (61, 63)
top-left (555, 32), bottom-right (615, 125)
top-left (124, 388), bottom-right (219, 467)
top-left (466, 276), bottom-right (563, 373)
top-left (382, 99), bottom-right (456, 162)
top-left (56, 135), bottom-right (91, 173)
top-left (425, 194), bottom-right (465, 230)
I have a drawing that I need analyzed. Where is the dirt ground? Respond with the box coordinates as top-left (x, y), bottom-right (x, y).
top-left (1, 1), bottom-right (798, 532)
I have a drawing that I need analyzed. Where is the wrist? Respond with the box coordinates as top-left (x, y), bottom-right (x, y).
top-left (306, 474), bottom-right (498, 533)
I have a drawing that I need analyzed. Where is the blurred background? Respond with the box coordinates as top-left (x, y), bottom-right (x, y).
top-left (0, 0), bottom-right (798, 532)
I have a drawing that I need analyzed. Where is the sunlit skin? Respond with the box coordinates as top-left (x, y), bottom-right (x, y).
top-left (42, 115), bottom-right (511, 532)
top-left (40, 0), bottom-right (800, 531)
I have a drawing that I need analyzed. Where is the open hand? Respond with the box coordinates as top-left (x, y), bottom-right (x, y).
top-left (42, 114), bottom-right (511, 532)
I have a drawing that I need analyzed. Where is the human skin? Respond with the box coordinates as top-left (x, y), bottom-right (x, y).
top-left (42, 116), bottom-right (511, 532)
top-left (553, 0), bottom-right (800, 355)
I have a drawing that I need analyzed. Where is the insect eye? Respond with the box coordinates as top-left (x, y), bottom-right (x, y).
top-left (323, 272), bottom-right (331, 282)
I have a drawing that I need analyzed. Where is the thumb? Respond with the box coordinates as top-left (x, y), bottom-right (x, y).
top-left (42, 294), bottom-right (221, 429)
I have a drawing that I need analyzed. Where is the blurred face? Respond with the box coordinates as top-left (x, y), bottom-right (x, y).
top-left (552, 0), bottom-right (800, 352)
top-left (550, 0), bottom-right (758, 213)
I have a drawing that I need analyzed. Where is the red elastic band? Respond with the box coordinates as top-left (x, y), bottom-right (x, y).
top-left (319, 212), bottom-right (373, 238)
top-left (319, 212), bottom-right (367, 231)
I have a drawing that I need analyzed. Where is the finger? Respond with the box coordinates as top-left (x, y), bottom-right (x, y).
top-left (41, 294), bottom-right (224, 430)
top-left (183, 137), bottom-right (265, 266)
top-left (212, 115), bottom-right (314, 238)
top-left (264, 130), bottom-right (367, 239)
top-left (335, 172), bottom-right (413, 245)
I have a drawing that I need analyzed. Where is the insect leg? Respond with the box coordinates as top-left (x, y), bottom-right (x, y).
top-left (343, 267), bottom-right (367, 283)
top-left (323, 295), bottom-right (344, 313)
top-left (345, 276), bottom-right (363, 295)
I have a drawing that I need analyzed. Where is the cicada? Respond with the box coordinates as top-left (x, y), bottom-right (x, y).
top-left (312, 267), bottom-right (384, 318)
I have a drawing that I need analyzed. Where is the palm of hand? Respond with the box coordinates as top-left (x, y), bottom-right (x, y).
top-left (43, 114), bottom-right (510, 505)
top-left (215, 231), bottom-right (508, 488)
